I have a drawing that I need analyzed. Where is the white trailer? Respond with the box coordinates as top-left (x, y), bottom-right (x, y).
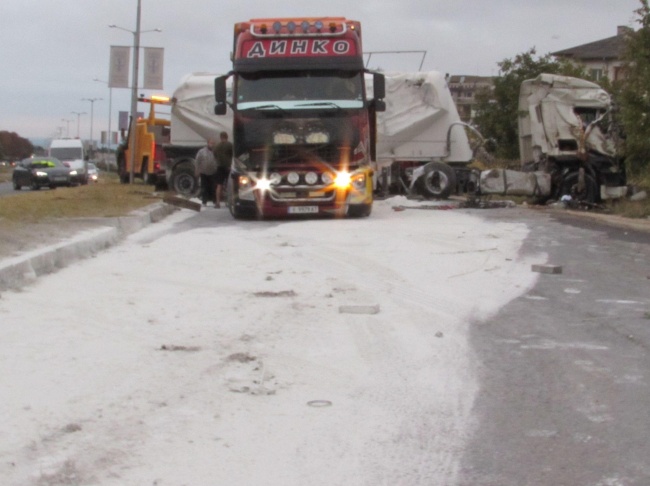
top-left (372, 71), bottom-right (478, 199)
top-left (166, 71), bottom-right (478, 198)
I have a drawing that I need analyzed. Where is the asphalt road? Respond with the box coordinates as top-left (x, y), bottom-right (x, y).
top-left (458, 208), bottom-right (650, 485)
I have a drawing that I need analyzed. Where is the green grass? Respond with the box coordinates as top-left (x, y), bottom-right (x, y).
top-left (0, 165), bottom-right (11, 183)
top-left (0, 173), bottom-right (161, 224)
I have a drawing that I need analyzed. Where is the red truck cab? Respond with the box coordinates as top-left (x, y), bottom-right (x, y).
top-left (215, 17), bottom-right (385, 218)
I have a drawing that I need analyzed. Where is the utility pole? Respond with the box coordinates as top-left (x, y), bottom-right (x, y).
top-left (71, 111), bottom-right (87, 139)
top-left (94, 78), bottom-right (113, 149)
top-left (82, 97), bottom-right (103, 153)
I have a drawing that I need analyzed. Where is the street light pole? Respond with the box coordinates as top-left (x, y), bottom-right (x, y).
top-left (93, 78), bottom-right (113, 149)
top-left (128, 0), bottom-right (142, 184)
top-left (82, 97), bottom-right (103, 154)
top-left (109, 1), bottom-right (161, 184)
top-left (71, 111), bottom-right (87, 139)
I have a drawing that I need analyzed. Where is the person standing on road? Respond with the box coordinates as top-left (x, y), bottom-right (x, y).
top-left (212, 131), bottom-right (233, 209)
top-left (195, 138), bottom-right (218, 206)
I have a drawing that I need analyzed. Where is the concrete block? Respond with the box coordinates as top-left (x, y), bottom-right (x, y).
top-left (532, 264), bottom-right (563, 274)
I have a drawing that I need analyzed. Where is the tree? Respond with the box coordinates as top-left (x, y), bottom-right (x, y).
top-left (0, 131), bottom-right (34, 160)
top-left (473, 48), bottom-right (587, 160)
top-left (619, 0), bottom-right (650, 175)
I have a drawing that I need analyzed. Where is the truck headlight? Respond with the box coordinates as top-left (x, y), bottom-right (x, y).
top-left (334, 171), bottom-right (351, 188)
top-left (351, 173), bottom-right (366, 191)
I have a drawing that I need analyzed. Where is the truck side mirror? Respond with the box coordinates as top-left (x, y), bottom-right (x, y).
top-left (215, 76), bottom-right (228, 115)
top-left (373, 72), bottom-right (385, 100)
top-left (372, 99), bottom-right (386, 112)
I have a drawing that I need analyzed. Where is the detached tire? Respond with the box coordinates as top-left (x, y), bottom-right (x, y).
top-left (416, 162), bottom-right (457, 199)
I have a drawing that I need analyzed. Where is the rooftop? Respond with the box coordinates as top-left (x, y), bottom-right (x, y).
top-left (551, 26), bottom-right (632, 61)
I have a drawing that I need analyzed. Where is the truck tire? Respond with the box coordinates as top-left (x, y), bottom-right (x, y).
top-left (416, 162), bottom-right (457, 199)
top-left (170, 166), bottom-right (199, 196)
top-left (559, 171), bottom-right (598, 204)
top-left (227, 179), bottom-right (254, 219)
top-left (117, 156), bottom-right (129, 184)
top-left (141, 165), bottom-right (150, 185)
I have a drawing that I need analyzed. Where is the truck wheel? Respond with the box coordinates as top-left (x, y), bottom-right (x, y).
top-left (142, 166), bottom-right (150, 185)
top-left (13, 180), bottom-right (21, 190)
top-left (416, 162), bottom-right (457, 199)
top-left (117, 157), bottom-right (129, 184)
top-left (227, 179), bottom-right (256, 219)
top-left (559, 172), bottom-right (598, 204)
top-left (170, 167), bottom-right (198, 196)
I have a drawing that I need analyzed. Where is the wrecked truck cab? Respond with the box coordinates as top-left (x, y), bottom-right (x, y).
top-left (518, 73), bottom-right (626, 203)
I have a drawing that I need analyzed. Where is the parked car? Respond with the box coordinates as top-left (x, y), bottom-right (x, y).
top-left (12, 157), bottom-right (73, 190)
top-left (87, 162), bottom-right (99, 183)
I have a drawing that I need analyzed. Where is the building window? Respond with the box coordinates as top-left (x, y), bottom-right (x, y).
top-left (589, 68), bottom-right (604, 81)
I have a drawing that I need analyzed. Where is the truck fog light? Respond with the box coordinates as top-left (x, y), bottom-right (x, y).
top-left (305, 172), bottom-right (318, 185)
top-left (287, 172), bottom-right (300, 185)
top-left (256, 178), bottom-right (271, 191)
top-left (269, 172), bottom-right (282, 185)
top-left (322, 172), bottom-right (334, 185)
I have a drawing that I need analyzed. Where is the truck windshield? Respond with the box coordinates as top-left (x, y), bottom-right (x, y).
top-left (236, 71), bottom-right (364, 110)
top-left (50, 148), bottom-right (83, 160)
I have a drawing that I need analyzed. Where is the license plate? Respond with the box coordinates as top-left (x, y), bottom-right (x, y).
top-left (288, 206), bottom-right (318, 214)
top-left (53, 177), bottom-right (66, 181)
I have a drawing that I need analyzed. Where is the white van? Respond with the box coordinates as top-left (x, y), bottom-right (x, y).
top-left (48, 139), bottom-right (88, 184)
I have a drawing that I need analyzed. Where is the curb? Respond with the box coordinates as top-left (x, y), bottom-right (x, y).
top-left (0, 202), bottom-right (177, 291)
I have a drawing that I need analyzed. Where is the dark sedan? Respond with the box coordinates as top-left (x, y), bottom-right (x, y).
top-left (12, 157), bottom-right (73, 190)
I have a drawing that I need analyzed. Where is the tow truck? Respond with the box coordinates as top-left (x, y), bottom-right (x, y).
top-left (116, 95), bottom-right (171, 186)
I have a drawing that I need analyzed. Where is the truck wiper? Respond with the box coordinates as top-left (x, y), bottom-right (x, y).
top-left (241, 104), bottom-right (287, 114)
top-left (296, 102), bottom-right (343, 112)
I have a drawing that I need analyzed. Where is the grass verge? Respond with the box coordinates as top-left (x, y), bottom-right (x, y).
top-left (0, 173), bottom-right (161, 223)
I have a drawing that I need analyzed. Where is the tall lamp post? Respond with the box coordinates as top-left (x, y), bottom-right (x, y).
top-left (109, 1), bottom-right (161, 183)
top-left (93, 78), bottom-right (113, 150)
top-left (82, 97), bottom-right (103, 154)
top-left (71, 111), bottom-right (87, 139)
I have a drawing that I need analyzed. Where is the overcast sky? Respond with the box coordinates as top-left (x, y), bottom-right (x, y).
top-left (0, 0), bottom-right (641, 142)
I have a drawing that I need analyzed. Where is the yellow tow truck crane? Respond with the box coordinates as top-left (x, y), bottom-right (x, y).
top-left (117, 94), bottom-right (171, 186)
